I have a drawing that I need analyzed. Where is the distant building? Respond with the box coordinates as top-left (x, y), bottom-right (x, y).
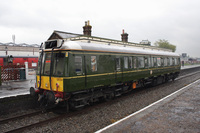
top-left (0, 42), bottom-right (40, 57)
top-left (0, 42), bottom-right (40, 68)
top-left (180, 53), bottom-right (189, 63)
top-left (139, 40), bottom-right (151, 46)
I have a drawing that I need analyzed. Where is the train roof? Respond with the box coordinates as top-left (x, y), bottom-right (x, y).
top-left (59, 40), bottom-right (179, 57)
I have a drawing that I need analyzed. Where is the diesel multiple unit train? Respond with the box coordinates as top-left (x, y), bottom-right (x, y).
top-left (30, 36), bottom-right (181, 109)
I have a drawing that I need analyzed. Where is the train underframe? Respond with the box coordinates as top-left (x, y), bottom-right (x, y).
top-left (30, 72), bottom-right (179, 110)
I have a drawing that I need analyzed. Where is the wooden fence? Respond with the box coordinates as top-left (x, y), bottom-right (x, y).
top-left (1, 65), bottom-right (25, 82)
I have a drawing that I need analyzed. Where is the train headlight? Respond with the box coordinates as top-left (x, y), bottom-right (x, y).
top-left (56, 83), bottom-right (59, 88)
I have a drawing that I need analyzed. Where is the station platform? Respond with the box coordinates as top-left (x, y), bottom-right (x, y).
top-left (181, 64), bottom-right (200, 70)
top-left (96, 79), bottom-right (200, 133)
top-left (0, 73), bottom-right (35, 99)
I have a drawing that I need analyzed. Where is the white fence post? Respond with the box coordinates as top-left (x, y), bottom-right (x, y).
top-left (25, 62), bottom-right (28, 79)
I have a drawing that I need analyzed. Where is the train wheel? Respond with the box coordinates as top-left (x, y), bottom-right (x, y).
top-left (105, 92), bottom-right (114, 101)
top-left (151, 78), bottom-right (157, 86)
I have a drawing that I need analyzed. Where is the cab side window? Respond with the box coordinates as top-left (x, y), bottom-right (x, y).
top-left (75, 56), bottom-right (82, 73)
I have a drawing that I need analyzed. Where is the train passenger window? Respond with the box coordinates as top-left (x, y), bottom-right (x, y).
top-left (153, 57), bottom-right (157, 67)
top-left (161, 58), bottom-right (164, 66)
top-left (138, 57), bottom-right (144, 68)
top-left (172, 58), bottom-right (175, 65)
top-left (177, 58), bottom-right (180, 65)
top-left (148, 57), bottom-right (152, 67)
top-left (133, 57), bottom-right (137, 69)
top-left (144, 58), bottom-right (148, 68)
top-left (164, 58), bottom-right (168, 66)
top-left (174, 58), bottom-right (177, 65)
top-left (167, 58), bottom-right (170, 66)
top-left (157, 57), bottom-right (161, 67)
top-left (150, 57), bottom-right (154, 67)
top-left (116, 58), bottom-right (121, 71)
top-left (129, 57), bottom-right (133, 69)
top-left (124, 57), bottom-right (128, 69)
top-left (75, 56), bottom-right (82, 73)
top-left (91, 56), bottom-right (97, 72)
top-left (169, 57), bottom-right (173, 66)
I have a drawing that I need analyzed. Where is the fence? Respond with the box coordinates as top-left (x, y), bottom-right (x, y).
top-left (0, 65), bottom-right (26, 82)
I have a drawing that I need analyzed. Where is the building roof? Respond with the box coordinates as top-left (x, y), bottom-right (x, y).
top-left (48, 30), bottom-right (82, 40)
top-left (0, 42), bottom-right (40, 47)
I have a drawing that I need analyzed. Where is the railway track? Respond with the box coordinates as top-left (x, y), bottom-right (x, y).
top-left (2, 106), bottom-right (96, 133)
top-left (1, 69), bottom-right (200, 133)
top-left (0, 110), bottom-right (42, 125)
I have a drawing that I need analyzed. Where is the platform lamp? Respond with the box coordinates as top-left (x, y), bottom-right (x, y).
top-left (5, 46), bottom-right (8, 55)
top-left (8, 55), bottom-right (13, 64)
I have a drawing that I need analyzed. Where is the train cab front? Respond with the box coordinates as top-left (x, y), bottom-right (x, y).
top-left (30, 76), bottom-right (66, 107)
top-left (30, 39), bottom-right (69, 107)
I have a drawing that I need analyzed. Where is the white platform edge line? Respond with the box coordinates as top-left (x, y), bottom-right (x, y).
top-left (0, 92), bottom-right (29, 99)
top-left (95, 79), bottom-right (200, 133)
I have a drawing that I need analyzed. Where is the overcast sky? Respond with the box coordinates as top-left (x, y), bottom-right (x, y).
top-left (0, 0), bottom-right (200, 57)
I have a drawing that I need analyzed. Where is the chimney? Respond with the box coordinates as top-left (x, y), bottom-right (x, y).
top-left (83, 20), bottom-right (92, 36)
top-left (121, 29), bottom-right (128, 42)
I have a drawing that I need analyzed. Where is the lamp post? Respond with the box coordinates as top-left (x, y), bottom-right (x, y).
top-left (5, 46), bottom-right (8, 55)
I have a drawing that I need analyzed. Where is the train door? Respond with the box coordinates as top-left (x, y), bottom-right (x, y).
top-left (115, 57), bottom-right (123, 83)
top-left (71, 55), bottom-right (86, 91)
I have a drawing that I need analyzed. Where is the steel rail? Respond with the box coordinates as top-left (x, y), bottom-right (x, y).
top-left (0, 110), bottom-right (43, 125)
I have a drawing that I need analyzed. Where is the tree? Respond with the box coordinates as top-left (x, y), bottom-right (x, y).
top-left (154, 39), bottom-right (176, 52)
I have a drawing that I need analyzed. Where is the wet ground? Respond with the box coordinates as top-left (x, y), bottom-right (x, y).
top-left (0, 73), bottom-right (35, 98)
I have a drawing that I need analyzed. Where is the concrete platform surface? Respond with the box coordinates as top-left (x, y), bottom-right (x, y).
top-left (0, 74), bottom-right (35, 98)
top-left (181, 64), bottom-right (200, 70)
top-left (97, 79), bottom-right (200, 133)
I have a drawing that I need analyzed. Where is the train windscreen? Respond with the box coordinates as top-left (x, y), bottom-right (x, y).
top-left (43, 52), bottom-right (65, 76)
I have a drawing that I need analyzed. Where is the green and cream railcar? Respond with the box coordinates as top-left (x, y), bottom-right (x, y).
top-left (31, 39), bottom-right (180, 108)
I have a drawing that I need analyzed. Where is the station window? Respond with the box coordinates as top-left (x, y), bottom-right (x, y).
top-left (91, 56), bottom-right (97, 72)
top-left (124, 57), bottom-right (128, 69)
top-left (138, 57), bottom-right (144, 68)
top-left (128, 57), bottom-right (133, 69)
top-left (75, 56), bottom-right (82, 73)
top-left (116, 58), bottom-right (121, 71)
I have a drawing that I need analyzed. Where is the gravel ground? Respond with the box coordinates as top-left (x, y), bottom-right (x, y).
top-left (20, 71), bottom-right (200, 133)
top-left (0, 111), bottom-right (59, 133)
